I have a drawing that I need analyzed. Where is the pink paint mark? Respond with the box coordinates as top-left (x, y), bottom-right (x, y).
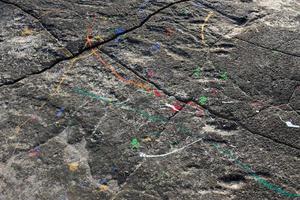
top-left (250, 100), bottom-right (265, 109)
top-left (28, 147), bottom-right (41, 158)
top-left (165, 103), bottom-right (181, 112)
top-left (153, 89), bottom-right (161, 97)
top-left (195, 109), bottom-right (205, 117)
top-left (147, 69), bottom-right (155, 78)
top-left (187, 101), bottom-right (205, 117)
top-left (210, 88), bottom-right (218, 96)
top-left (173, 102), bottom-right (183, 111)
top-left (174, 103), bottom-right (183, 111)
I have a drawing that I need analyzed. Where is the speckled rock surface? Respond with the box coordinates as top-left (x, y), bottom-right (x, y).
top-left (0, 0), bottom-right (299, 200)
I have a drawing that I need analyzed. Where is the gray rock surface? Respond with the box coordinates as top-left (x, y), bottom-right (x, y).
top-left (0, 0), bottom-right (299, 199)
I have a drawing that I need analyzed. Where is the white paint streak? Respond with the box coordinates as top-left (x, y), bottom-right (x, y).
top-left (165, 103), bottom-right (179, 111)
top-left (139, 138), bottom-right (203, 158)
top-left (285, 121), bottom-right (300, 128)
top-left (278, 116), bottom-right (300, 128)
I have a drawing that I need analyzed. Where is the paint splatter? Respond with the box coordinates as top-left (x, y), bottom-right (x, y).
top-left (193, 67), bottom-right (201, 78)
top-left (139, 138), bottom-right (203, 158)
top-left (147, 69), bottom-right (155, 78)
top-left (68, 162), bottom-right (79, 172)
top-left (165, 27), bottom-right (175, 36)
top-left (21, 27), bottom-right (33, 36)
top-left (278, 116), bottom-right (300, 128)
top-left (95, 35), bottom-right (104, 41)
top-left (210, 88), bottom-right (218, 96)
top-left (99, 184), bottom-right (109, 192)
top-left (173, 102), bottom-right (183, 111)
top-left (142, 136), bottom-right (152, 142)
top-left (198, 96), bottom-right (208, 105)
top-left (131, 138), bottom-right (140, 149)
top-left (115, 27), bottom-right (126, 35)
top-left (28, 146), bottom-right (41, 158)
top-left (153, 89), bottom-right (162, 97)
top-left (56, 107), bottom-right (64, 117)
top-left (285, 121), bottom-right (300, 128)
top-left (200, 11), bottom-right (214, 45)
top-left (150, 42), bottom-right (161, 53)
top-left (165, 103), bottom-right (182, 112)
top-left (220, 71), bottom-right (228, 80)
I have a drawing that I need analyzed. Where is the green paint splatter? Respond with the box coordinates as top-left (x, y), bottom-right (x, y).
top-left (220, 71), bottom-right (228, 80)
top-left (131, 138), bottom-right (140, 150)
top-left (193, 67), bottom-right (201, 78)
top-left (198, 96), bottom-right (208, 105)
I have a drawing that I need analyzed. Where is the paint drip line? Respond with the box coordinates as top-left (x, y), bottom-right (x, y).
top-left (201, 11), bottom-right (214, 46)
top-left (139, 138), bottom-right (203, 158)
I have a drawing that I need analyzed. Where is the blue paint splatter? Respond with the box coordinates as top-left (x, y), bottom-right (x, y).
top-left (115, 27), bottom-right (126, 35)
top-left (56, 107), bottom-right (64, 117)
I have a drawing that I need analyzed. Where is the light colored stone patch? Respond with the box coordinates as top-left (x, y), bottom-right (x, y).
top-left (254, 0), bottom-right (300, 29)
top-left (202, 124), bottom-right (237, 136)
top-left (217, 181), bottom-right (245, 190)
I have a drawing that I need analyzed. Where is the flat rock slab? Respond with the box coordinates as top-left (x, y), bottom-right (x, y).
top-left (0, 0), bottom-right (299, 200)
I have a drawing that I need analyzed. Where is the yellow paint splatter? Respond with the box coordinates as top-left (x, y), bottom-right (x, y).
top-left (99, 184), bottom-right (109, 192)
top-left (95, 35), bottom-right (104, 41)
top-left (68, 162), bottom-right (79, 172)
top-left (142, 137), bottom-right (152, 142)
top-left (21, 27), bottom-right (33, 36)
top-left (200, 11), bottom-right (214, 46)
top-left (99, 16), bottom-right (108, 21)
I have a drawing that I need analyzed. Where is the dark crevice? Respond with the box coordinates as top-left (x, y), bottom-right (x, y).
top-left (219, 174), bottom-right (246, 183)
top-left (0, 0), bottom-right (191, 88)
top-left (89, 43), bottom-right (300, 151)
top-left (150, 106), bottom-right (186, 140)
top-left (0, 57), bottom-right (69, 87)
top-left (2, 0), bottom-right (298, 153)
top-left (99, 48), bottom-right (193, 103)
top-left (0, 0), bottom-right (73, 53)
top-left (235, 37), bottom-right (300, 58)
top-left (76, 0), bottom-right (191, 55)
top-left (198, 1), bottom-right (248, 25)
top-left (205, 105), bottom-right (300, 150)
top-left (186, 163), bottom-right (201, 169)
top-left (202, 138), bottom-right (228, 144)
top-left (125, 69), bottom-right (297, 151)
top-left (253, 171), bottom-right (272, 177)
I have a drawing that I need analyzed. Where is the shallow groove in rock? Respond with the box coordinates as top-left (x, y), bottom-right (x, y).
top-left (205, 106), bottom-right (300, 150)
top-left (199, 1), bottom-right (248, 25)
top-left (235, 37), bottom-right (300, 58)
top-left (219, 174), bottom-right (246, 183)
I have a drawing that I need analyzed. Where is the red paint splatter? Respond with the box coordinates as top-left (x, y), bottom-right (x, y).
top-left (153, 89), bottom-right (161, 97)
top-left (165, 27), bottom-right (175, 36)
top-left (173, 102), bottom-right (183, 111)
